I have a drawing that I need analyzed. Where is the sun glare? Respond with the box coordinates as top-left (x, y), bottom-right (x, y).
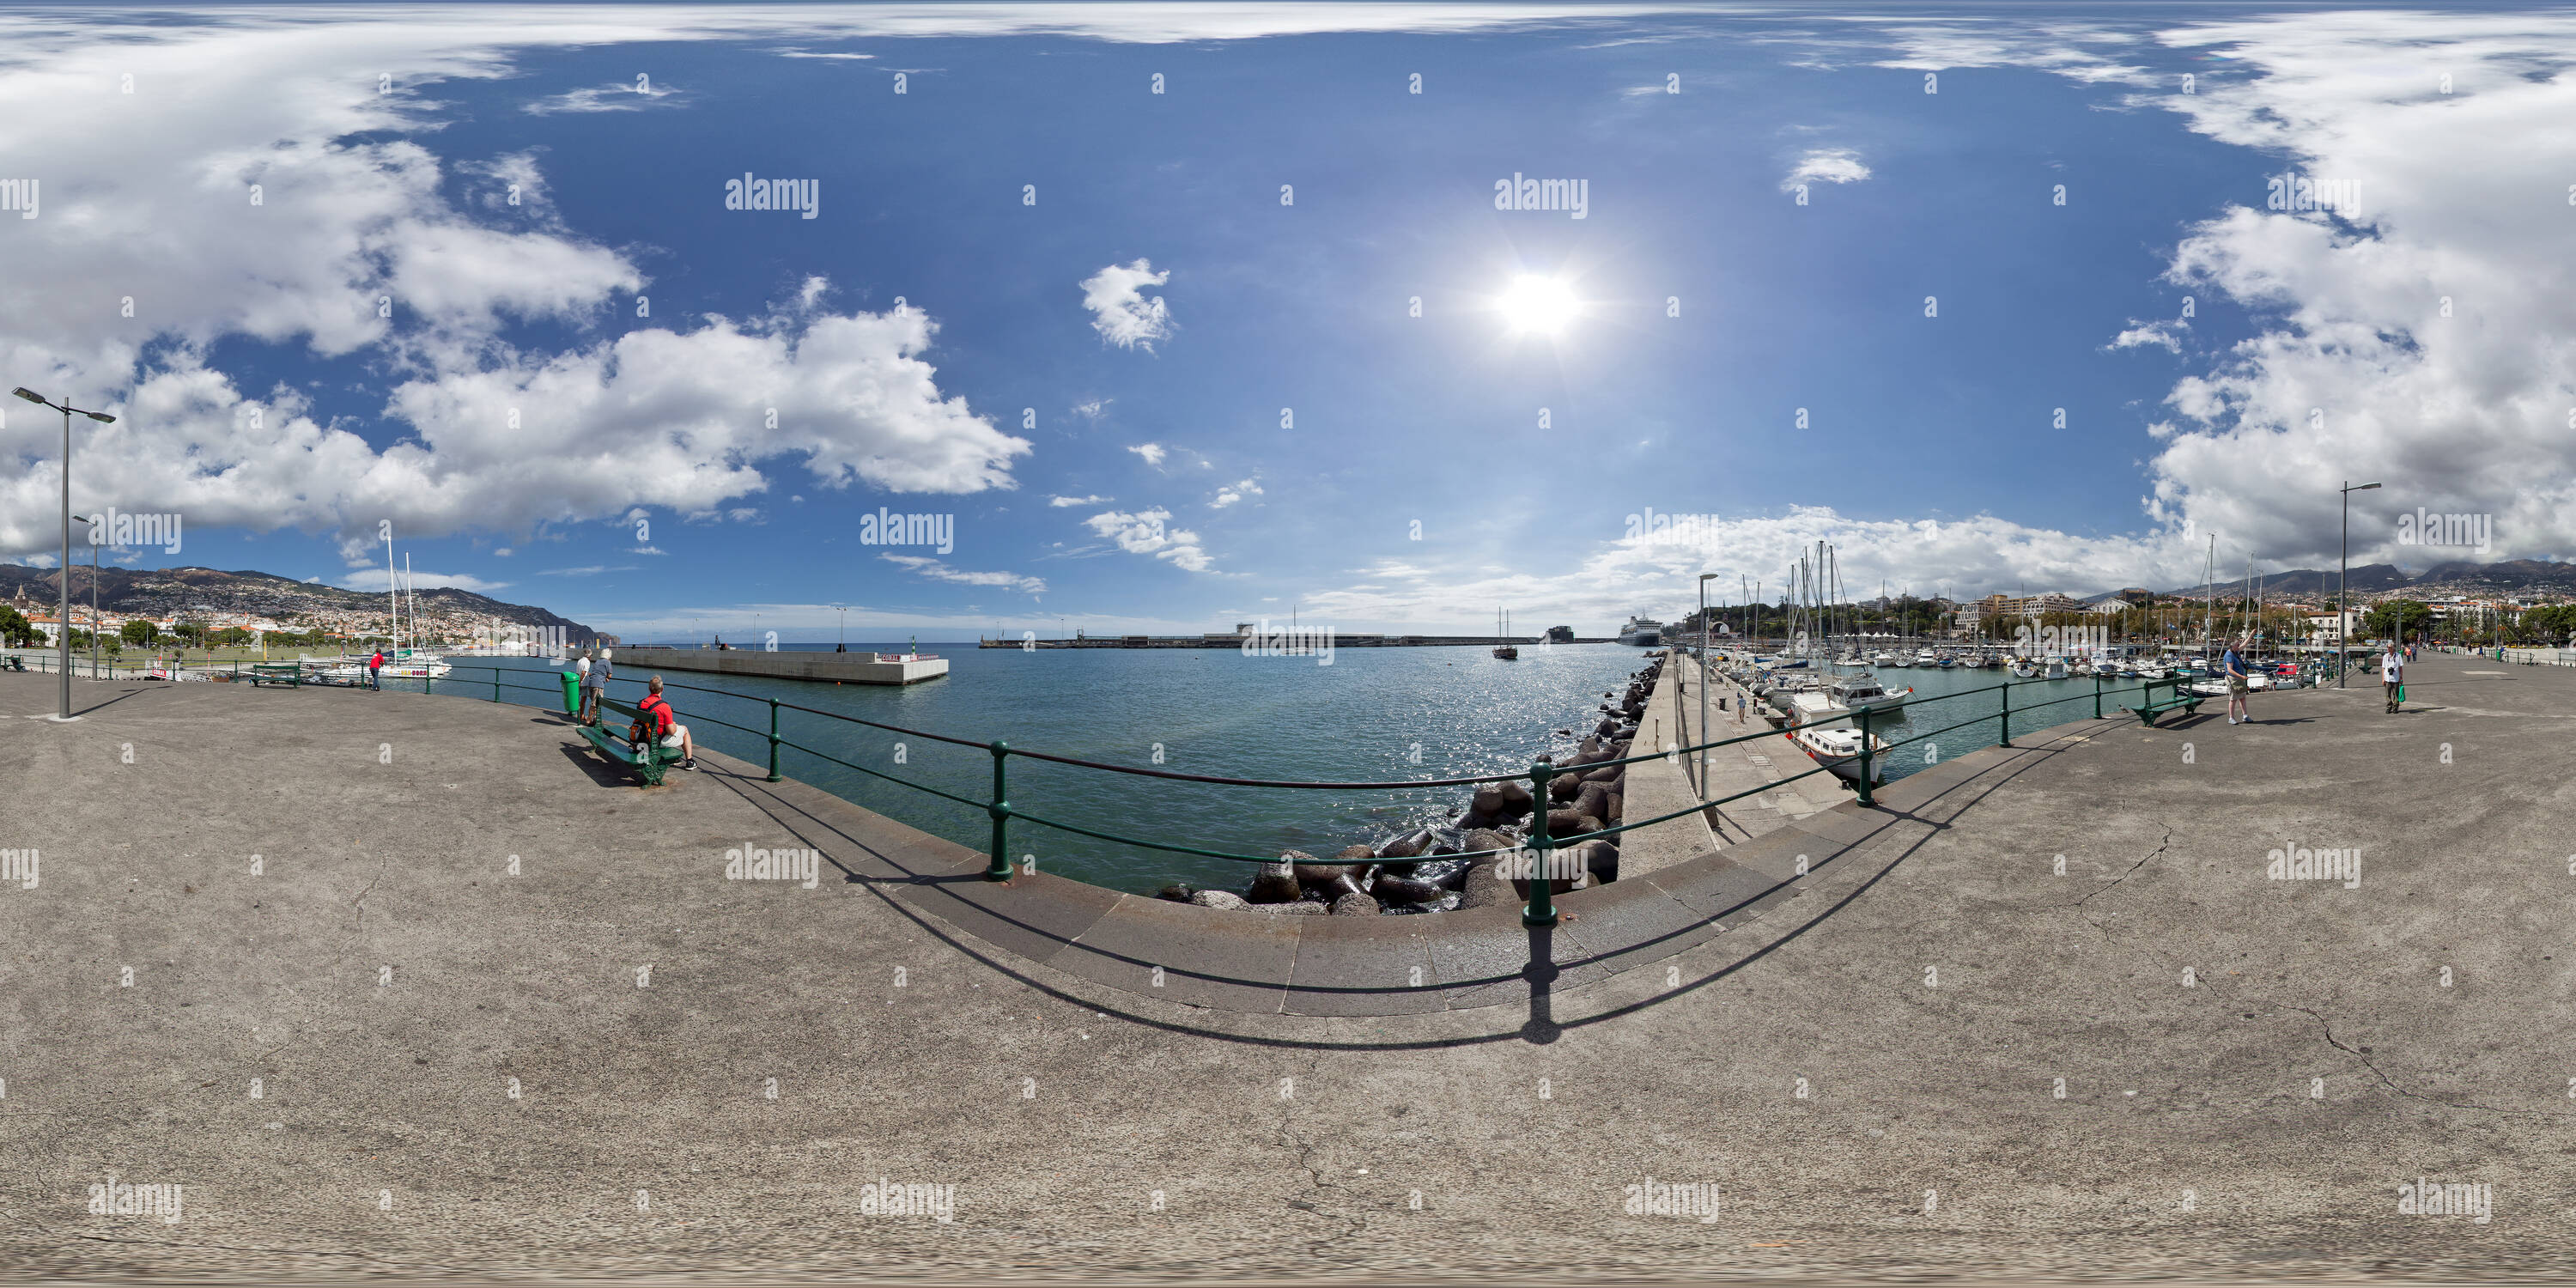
top-left (1497, 274), bottom-right (1580, 336)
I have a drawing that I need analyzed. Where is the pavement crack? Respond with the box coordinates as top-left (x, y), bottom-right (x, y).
top-left (2286, 1005), bottom-right (2541, 1115)
top-left (349, 852), bottom-right (390, 938)
top-left (1275, 1049), bottom-right (1363, 1253)
top-left (2075, 822), bottom-right (2172, 918)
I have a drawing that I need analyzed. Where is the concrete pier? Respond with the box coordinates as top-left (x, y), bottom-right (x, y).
top-left (612, 645), bottom-right (948, 684)
top-left (6, 653), bottom-right (2575, 1279)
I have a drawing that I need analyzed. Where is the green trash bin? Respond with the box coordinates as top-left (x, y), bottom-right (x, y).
top-left (560, 669), bottom-right (580, 716)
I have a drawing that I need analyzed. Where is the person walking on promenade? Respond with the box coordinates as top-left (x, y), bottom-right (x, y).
top-left (575, 648), bottom-right (595, 724)
top-left (2224, 635), bottom-right (2251, 725)
top-left (2382, 640), bottom-right (2403, 714)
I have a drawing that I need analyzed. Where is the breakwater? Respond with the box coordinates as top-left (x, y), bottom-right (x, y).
top-left (1156, 655), bottom-right (1665, 917)
top-left (612, 645), bottom-right (947, 684)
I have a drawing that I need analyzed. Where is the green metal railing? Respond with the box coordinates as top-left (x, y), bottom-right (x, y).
top-left (255, 656), bottom-right (2238, 929)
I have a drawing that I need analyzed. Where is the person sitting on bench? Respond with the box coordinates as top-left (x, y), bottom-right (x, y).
top-left (628, 676), bottom-right (696, 771)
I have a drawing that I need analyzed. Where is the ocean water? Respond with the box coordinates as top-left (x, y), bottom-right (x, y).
top-left (416, 645), bottom-right (2153, 893)
top-left (429, 643), bottom-right (1657, 892)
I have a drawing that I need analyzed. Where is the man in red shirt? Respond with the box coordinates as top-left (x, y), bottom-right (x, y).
top-left (627, 675), bottom-right (696, 770)
top-left (368, 648), bottom-right (385, 690)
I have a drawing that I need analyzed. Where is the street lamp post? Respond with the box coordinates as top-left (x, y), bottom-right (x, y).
top-left (2338, 481), bottom-right (2381, 688)
top-left (14, 388), bottom-right (117, 720)
top-left (79, 513), bottom-right (101, 678)
top-left (1697, 572), bottom-right (1717, 799)
top-left (834, 604), bottom-right (848, 653)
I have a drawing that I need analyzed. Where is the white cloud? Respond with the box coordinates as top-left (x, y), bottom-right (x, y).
top-left (2107, 319), bottom-right (2187, 353)
top-left (1209, 478), bottom-right (1263, 509)
top-left (880, 553), bottom-right (1046, 596)
top-left (330, 568), bottom-right (510, 592)
top-left (1080, 259), bottom-right (1175, 350)
top-left (1048, 494), bottom-right (1111, 507)
top-left (1780, 148), bottom-right (1869, 191)
top-left (523, 80), bottom-right (684, 115)
top-left (1082, 507), bottom-right (1214, 574)
top-left (1127, 443), bottom-right (1168, 468)
top-left (536, 565), bottom-right (635, 577)
top-left (0, 15), bottom-right (1028, 562)
top-left (1071, 398), bottom-right (1110, 423)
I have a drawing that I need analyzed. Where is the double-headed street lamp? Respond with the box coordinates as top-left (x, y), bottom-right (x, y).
top-left (2338, 480), bottom-right (2382, 688)
top-left (14, 387), bottom-right (117, 720)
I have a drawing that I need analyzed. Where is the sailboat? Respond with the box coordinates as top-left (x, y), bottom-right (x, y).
top-left (1492, 609), bottom-right (1518, 660)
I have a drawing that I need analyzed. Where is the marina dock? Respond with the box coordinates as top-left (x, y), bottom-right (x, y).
top-left (611, 645), bottom-right (948, 684)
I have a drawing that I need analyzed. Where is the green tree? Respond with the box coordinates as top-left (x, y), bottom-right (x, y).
top-left (0, 605), bottom-right (35, 648)
top-left (2364, 599), bottom-right (2431, 642)
top-left (122, 618), bottom-right (157, 646)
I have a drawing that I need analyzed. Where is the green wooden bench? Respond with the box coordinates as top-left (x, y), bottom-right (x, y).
top-left (0, 656), bottom-right (24, 672)
top-left (2125, 679), bottom-right (2204, 727)
top-left (579, 698), bottom-right (685, 786)
top-left (243, 664), bottom-right (301, 688)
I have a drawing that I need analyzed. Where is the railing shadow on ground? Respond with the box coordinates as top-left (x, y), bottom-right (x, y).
top-left (695, 721), bottom-right (2107, 1050)
top-left (399, 660), bottom-right (2168, 1045)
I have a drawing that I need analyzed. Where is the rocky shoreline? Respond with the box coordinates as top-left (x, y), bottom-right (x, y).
top-left (1151, 654), bottom-right (1663, 916)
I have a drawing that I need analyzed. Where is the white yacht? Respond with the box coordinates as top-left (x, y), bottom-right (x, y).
top-left (1788, 723), bottom-right (1890, 786)
top-left (2044, 655), bottom-right (2069, 680)
top-left (1913, 648), bottom-right (1939, 667)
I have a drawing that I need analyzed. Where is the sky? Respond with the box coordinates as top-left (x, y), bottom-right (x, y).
top-left (2, 3), bottom-right (2572, 641)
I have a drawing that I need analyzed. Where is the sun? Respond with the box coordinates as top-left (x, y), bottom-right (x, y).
top-left (1496, 274), bottom-right (1580, 336)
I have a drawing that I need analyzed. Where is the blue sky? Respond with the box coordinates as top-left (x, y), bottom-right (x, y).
top-left (3, 5), bottom-right (2571, 639)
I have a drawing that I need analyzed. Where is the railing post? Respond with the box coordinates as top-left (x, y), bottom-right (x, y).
top-left (1998, 677), bottom-right (2012, 748)
top-left (1523, 761), bottom-right (1558, 927)
top-left (1855, 704), bottom-right (1874, 807)
top-left (2093, 673), bottom-right (2103, 720)
top-left (984, 740), bottom-right (1015, 881)
top-left (495, 668), bottom-right (502, 703)
top-left (766, 698), bottom-right (782, 781)
top-left (423, 667), bottom-right (433, 696)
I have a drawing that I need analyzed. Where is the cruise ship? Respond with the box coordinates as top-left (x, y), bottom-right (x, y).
top-left (1617, 616), bottom-right (1667, 647)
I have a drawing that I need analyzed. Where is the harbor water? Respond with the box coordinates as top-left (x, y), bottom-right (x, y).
top-left (397, 645), bottom-right (2184, 894)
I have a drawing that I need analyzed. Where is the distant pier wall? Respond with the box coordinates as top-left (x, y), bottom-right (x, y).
top-left (614, 647), bottom-right (947, 684)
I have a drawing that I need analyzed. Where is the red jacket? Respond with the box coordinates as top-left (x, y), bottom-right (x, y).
top-left (636, 693), bottom-right (676, 736)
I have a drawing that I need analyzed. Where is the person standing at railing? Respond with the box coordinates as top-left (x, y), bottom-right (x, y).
top-left (368, 648), bottom-right (384, 690)
top-left (2223, 636), bottom-right (2251, 725)
top-left (574, 648), bottom-right (595, 724)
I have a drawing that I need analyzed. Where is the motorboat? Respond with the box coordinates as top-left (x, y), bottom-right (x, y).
top-left (1914, 649), bottom-right (1939, 667)
top-left (2008, 658), bottom-right (2038, 678)
top-left (2044, 655), bottom-right (2069, 680)
top-left (1787, 722), bottom-right (1890, 786)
